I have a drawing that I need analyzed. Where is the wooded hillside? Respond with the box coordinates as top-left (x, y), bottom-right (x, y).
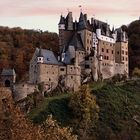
top-left (0, 20), bottom-right (140, 80)
top-left (28, 80), bottom-right (140, 140)
top-left (127, 20), bottom-right (140, 74)
top-left (0, 26), bottom-right (59, 81)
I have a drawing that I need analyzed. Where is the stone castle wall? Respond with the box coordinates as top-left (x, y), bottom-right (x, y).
top-left (14, 83), bottom-right (35, 101)
top-left (114, 63), bottom-right (125, 75)
top-left (65, 65), bottom-right (81, 91)
top-left (38, 64), bottom-right (59, 90)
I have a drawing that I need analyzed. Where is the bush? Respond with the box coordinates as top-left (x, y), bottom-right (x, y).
top-left (112, 74), bottom-right (127, 83)
top-left (132, 67), bottom-right (140, 77)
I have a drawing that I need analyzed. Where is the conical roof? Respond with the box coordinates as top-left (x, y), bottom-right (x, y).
top-left (59, 15), bottom-right (65, 24)
top-left (38, 47), bottom-right (43, 57)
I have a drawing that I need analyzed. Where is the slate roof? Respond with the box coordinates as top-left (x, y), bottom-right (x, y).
top-left (63, 33), bottom-right (84, 53)
top-left (69, 33), bottom-right (84, 50)
top-left (59, 15), bottom-right (65, 24)
top-left (62, 33), bottom-right (85, 64)
top-left (78, 12), bottom-right (92, 31)
top-left (37, 47), bottom-right (43, 57)
top-left (91, 19), bottom-right (113, 38)
top-left (36, 48), bottom-right (59, 65)
top-left (58, 12), bottom-right (120, 39)
top-left (1, 69), bottom-right (16, 76)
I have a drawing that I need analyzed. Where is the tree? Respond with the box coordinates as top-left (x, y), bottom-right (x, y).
top-left (132, 67), bottom-right (140, 77)
top-left (42, 115), bottom-right (77, 140)
top-left (69, 85), bottom-right (99, 139)
top-left (0, 89), bottom-right (77, 140)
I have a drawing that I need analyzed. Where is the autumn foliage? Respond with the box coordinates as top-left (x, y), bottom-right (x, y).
top-left (0, 90), bottom-right (77, 140)
top-left (0, 26), bottom-right (59, 81)
top-left (69, 85), bottom-right (99, 139)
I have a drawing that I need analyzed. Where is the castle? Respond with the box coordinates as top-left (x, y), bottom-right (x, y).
top-left (29, 12), bottom-right (129, 91)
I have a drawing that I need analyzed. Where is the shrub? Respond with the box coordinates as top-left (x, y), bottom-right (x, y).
top-left (132, 67), bottom-right (140, 77)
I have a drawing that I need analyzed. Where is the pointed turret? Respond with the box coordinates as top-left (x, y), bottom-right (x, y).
top-left (112, 26), bottom-right (115, 33)
top-left (78, 12), bottom-right (87, 30)
top-left (66, 12), bottom-right (73, 30)
top-left (59, 15), bottom-right (65, 24)
top-left (79, 12), bottom-right (84, 22)
top-left (58, 15), bottom-right (65, 30)
top-left (37, 47), bottom-right (44, 63)
top-left (112, 26), bottom-right (117, 40)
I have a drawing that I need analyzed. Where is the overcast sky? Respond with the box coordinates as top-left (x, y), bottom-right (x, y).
top-left (0, 0), bottom-right (139, 32)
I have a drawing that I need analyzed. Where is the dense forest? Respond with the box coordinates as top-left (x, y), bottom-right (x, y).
top-left (0, 19), bottom-right (140, 80)
top-left (0, 27), bottom-right (59, 81)
top-left (127, 20), bottom-right (140, 74)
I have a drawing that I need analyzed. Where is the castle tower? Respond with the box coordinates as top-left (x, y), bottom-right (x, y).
top-left (115, 28), bottom-right (129, 76)
top-left (58, 15), bottom-right (65, 53)
top-left (66, 12), bottom-right (73, 30)
top-left (78, 12), bottom-right (93, 55)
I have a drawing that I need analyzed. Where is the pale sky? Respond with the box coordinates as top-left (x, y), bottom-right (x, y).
top-left (0, 0), bottom-right (139, 32)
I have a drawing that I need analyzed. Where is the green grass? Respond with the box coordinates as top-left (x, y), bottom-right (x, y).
top-left (28, 93), bottom-right (72, 124)
top-left (89, 81), bottom-right (107, 90)
top-left (92, 80), bottom-right (140, 135)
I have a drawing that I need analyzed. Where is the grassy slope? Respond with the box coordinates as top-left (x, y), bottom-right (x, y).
top-left (28, 80), bottom-right (140, 138)
top-left (28, 94), bottom-right (72, 124)
top-left (92, 81), bottom-right (140, 139)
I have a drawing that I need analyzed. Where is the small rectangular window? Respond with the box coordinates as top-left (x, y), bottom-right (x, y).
top-left (60, 68), bottom-right (64, 71)
top-left (112, 50), bottom-right (113, 54)
top-left (85, 56), bottom-right (89, 61)
top-left (106, 56), bottom-right (109, 60)
top-left (85, 65), bottom-right (90, 68)
top-left (102, 48), bottom-right (104, 52)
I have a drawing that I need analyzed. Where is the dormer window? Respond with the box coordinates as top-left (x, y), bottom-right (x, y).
top-left (47, 58), bottom-right (50, 61)
top-left (37, 57), bottom-right (43, 63)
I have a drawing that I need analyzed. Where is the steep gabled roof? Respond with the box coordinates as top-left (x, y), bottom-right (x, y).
top-left (62, 33), bottom-right (85, 64)
top-left (92, 19), bottom-right (113, 38)
top-left (36, 48), bottom-right (59, 65)
top-left (1, 69), bottom-right (16, 76)
top-left (63, 32), bottom-right (85, 53)
top-left (69, 33), bottom-right (84, 51)
top-left (78, 12), bottom-right (87, 30)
